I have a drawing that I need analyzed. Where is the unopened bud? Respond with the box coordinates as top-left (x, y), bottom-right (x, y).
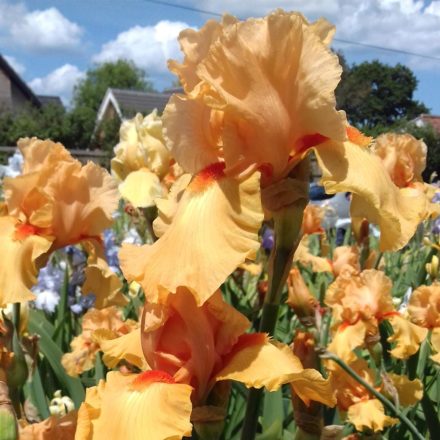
top-left (426, 255), bottom-right (439, 280)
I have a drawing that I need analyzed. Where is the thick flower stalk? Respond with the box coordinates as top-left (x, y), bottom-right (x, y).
top-left (0, 138), bottom-right (119, 307)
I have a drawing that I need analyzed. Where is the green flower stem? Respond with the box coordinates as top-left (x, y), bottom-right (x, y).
top-left (12, 303), bottom-right (20, 335)
top-left (321, 352), bottom-right (424, 440)
top-left (241, 197), bottom-right (307, 440)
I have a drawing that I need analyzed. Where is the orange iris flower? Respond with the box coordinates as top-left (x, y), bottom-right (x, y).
top-left (120, 10), bottom-right (426, 308)
top-left (75, 289), bottom-right (335, 439)
top-left (325, 269), bottom-right (427, 364)
top-left (0, 138), bottom-right (119, 307)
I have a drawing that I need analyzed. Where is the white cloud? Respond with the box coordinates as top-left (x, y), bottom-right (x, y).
top-left (29, 64), bottom-right (85, 104)
top-left (0, 1), bottom-right (83, 51)
top-left (188, 0), bottom-right (440, 70)
top-left (93, 20), bottom-right (191, 76)
top-left (3, 55), bottom-right (25, 75)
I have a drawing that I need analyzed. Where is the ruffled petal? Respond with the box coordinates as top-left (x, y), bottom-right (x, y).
top-left (163, 95), bottom-right (223, 174)
top-left (327, 320), bottom-right (367, 367)
top-left (347, 399), bottom-right (397, 432)
top-left (91, 371), bottom-right (193, 440)
top-left (388, 315), bottom-right (428, 359)
top-left (120, 165), bottom-right (263, 305)
top-left (20, 411), bottom-right (77, 440)
top-left (18, 137), bottom-right (74, 173)
top-left (118, 168), bottom-right (164, 208)
top-left (94, 328), bottom-right (147, 370)
top-left (388, 373), bottom-right (423, 406)
top-left (216, 334), bottom-right (300, 391)
top-left (290, 368), bottom-right (336, 407)
top-left (216, 334), bottom-right (335, 406)
top-left (314, 140), bottom-right (426, 251)
top-left (196, 11), bottom-right (346, 178)
top-left (0, 216), bottom-right (53, 307)
top-left (82, 241), bottom-right (127, 309)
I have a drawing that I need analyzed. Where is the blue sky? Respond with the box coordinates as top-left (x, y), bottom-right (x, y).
top-left (1, 0), bottom-right (440, 114)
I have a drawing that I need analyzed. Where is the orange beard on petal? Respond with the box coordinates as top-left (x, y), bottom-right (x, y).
top-left (189, 162), bottom-right (226, 192)
top-left (131, 370), bottom-right (176, 390)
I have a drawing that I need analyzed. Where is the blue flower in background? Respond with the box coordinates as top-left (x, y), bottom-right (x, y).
top-left (262, 227), bottom-right (274, 252)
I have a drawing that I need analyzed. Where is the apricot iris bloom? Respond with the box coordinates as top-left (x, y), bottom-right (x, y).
top-left (121, 10), bottom-right (425, 307)
top-left (0, 138), bottom-right (118, 307)
top-left (325, 270), bottom-right (427, 364)
top-left (329, 359), bottom-right (421, 432)
top-left (76, 289), bottom-right (335, 439)
top-left (61, 307), bottom-right (137, 377)
top-left (408, 283), bottom-right (440, 363)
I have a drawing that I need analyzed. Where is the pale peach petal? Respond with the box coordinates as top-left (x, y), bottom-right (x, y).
top-left (18, 137), bottom-right (74, 174)
top-left (388, 315), bottom-right (428, 359)
top-left (118, 168), bottom-right (164, 208)
top-left (195, 11), bottom-right (346, 178)
top-left (347, 399), bottom-right (397, 432)
top-left (168, 16), bottom-right (237, 93)
top-left (0, 216), bottom-right (53, 307)
top-left (94, 328), bottom-right (147, 370)
top-left (314, 140), bottom-right (426, 251)
top-left (120, 167), bottom-right (263, 305)
top-left (92, 371), bottom-right (193, 440)
top-left (163, 94), bottom-right (223, 174)
top-left (153, 173), bottom-right (193, 238)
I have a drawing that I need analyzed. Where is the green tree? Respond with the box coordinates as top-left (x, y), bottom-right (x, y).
top-left (0, 103), bottom-right (70, 147)
top-left (336, 60), bottom-right (428, 130)
top-left (69, 60), bottom-right (155, 149)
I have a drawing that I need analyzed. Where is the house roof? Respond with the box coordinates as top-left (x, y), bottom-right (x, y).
top-left (37, 95), bottom-right (63, 108)
top-left (414, 114), bottom-right (440, 134)
top-left (100, 88), bottom-right (174, 120)
top-left (0, 54), bottom-right (41, 108)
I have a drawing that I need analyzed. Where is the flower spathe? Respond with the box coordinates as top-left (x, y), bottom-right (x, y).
top-left (0, 138), bottom-right (118, 307)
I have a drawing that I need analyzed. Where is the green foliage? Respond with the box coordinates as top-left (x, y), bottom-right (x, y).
top-left (336, 59), bottom-right (428, 129)
top-left (0, 103), bottom-right (71, 147)
top-left (0, 60), bottom-right (154, 150)
top-left (70, 60), bottom-right (154, 149)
